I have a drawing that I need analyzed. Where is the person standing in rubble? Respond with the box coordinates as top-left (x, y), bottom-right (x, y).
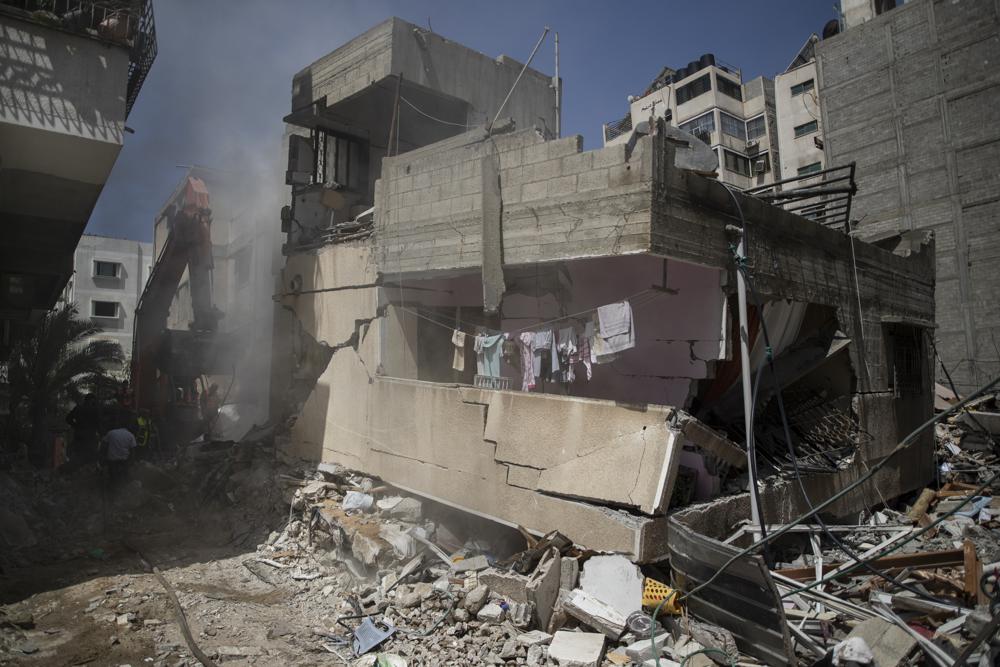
top-left (65, 394), bottom-right (101, 467)
top-left (98, 419), bottom-right (138, 497)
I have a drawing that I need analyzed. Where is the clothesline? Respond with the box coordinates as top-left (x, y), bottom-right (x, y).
top-left (391, 287), bottom-right (665, 339)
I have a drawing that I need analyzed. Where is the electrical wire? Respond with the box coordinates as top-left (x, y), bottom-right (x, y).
top-left (400, 95), bottom-right (470, 128)
top-left (721, 181), bottom-right (967, 607)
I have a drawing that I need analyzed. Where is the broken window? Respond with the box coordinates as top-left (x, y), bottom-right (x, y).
top-left (679, 111), bottom-right (715, 144)
top-left (720, 112), bottom-right (747, 141)
top-left (716, 75), bottom-right (742, 101)
top-left (794, 120), bottom-right (819, 138)
top-left (676, 74), bottom-right (711, 105)
top-left (790, 79), bottom-right (815, 97)
top-left (746, 115), bottom-right (767, 141)
top-left (723, 150), bottom-right (751, 177)
top-left (315, 129), bottom-right (365, 192)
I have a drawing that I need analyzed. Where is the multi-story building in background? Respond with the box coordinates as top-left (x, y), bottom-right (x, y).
top-left (774, 35), bottom-right (826, 181)
top-left (59, 234), bottom-right (153, 369)
top-left (602, 54), bottom-right (781, 188)
top-left (816, 0), bottom-right (1000, 392)
top-left (0, 0), bottom-right (156, 356)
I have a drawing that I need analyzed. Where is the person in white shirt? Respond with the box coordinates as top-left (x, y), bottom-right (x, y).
top-left (99, 423), bottom-right (138, 495)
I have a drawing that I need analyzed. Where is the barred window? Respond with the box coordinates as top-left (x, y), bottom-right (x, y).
top-left (720, 112), bottom-right (747, 141)
top-left (679, 112), bottom-right (715, 144)
top-left (746, 116), bottom-right (767, 141)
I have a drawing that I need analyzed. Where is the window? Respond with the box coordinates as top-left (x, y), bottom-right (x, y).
top-left (92, 300), bottom-right (119, 318)
top-left (746, 116), bottom-right (767, 141)
top-left (716, 75), bottom-right (742, 101)
top-left (235, 246), bottom-right (252, 285)
top-left (794, 120), bottom-right (819, 138)
top-left (790, 79), bottom-right (815, 97)
top-left (723, 150), bottom-right (751, 177)
top-left (94, 261), bottom-right (120, 278)
top-left (797, 162), bottom-right (822, 176)
top-left (316, 129), bottom-right (365, 191)
top-left (676, 74), bottom-right (711, 105)
top-left (679, 111), bottom-right (715, 143)
top-left (719, 112), bottom-right (747, 141)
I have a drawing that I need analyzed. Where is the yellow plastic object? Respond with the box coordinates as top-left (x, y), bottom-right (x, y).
top-left (642, 577), bottom-right (682, 615)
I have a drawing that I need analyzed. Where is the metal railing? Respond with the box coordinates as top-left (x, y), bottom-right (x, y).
top-left (744, 163), bottom-right (857, 233)
top-left (0, 0), bottom-right (156, 116)
top-left (603, 113), bottom-right (633, 143)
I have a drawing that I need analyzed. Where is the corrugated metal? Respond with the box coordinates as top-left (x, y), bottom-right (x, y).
top-left (668, 516), bottom-right (795, 666)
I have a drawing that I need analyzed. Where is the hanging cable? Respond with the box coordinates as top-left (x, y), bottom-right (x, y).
top-left (400, 96), bottom-right (470, 128)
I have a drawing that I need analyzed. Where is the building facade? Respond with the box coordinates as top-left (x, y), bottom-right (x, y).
top-left (816, 0), bottom-right (1000, 392)
top-left (0, 0), bottom-right (156, 355)
top-left (274, 19), bottom-right (936, 563)
top-left (774, 36), bottom-right (827, 181)
top-left (60, 234), bottom-right (153, 368)
top-left (602, 54), bottom-right (781, 188)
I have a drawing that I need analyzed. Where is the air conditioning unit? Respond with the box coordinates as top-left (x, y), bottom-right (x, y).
top-left (753, 160), bottom-right (767, 174)
top-left (745, 140), bottom-right (760, 154)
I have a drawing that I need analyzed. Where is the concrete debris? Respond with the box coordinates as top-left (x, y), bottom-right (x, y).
top-left (548, 630), bottom-right (606, 667)
top-left (563, 589), bottom-right (628, 639)
top-left (845, 619), bottom-right (915, 667)
top-left (476, 602), bottom-right (506, 623)
top-left (579, 554), bottom-right (644, 619)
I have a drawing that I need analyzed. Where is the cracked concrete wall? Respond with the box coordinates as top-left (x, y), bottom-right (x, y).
top-left (279, 242), bottom-right (696, 560)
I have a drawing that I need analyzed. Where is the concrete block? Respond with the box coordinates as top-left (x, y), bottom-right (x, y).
top-left (517, 630), bottom-right (553, 646)
top-left (547, 135), bottom-right (583, 159)
top-left (548, 630), bottom-right (606, 667)
top-left (477, 602), bottom-right (506, 623)
top-left (592, 144), bottom-right (626, 168)
top-left (532, 157), bottom-right (563, 181)
top-left (577, 168), bottom-right (609, 192)
top-left (463, 584), bottom-right (490, 613)
top-left (479, 568), bottom-right (530, 603)
top-left (527, 548), bottom-right (562, 631)
top-left (579, 555), bottom-right (644, 618)
top-left (560, 557), bottom-right (579, 591)
top-left (549, 174), bottom-right (578, 197)
top-left (564, 589), bottom-right (627, 639)
top-left (562, 151), bottom-right (594, 175)
top-left (523, 142), bottom-right (549, 164)
top-left (625, 633), bottom-right (672, 662)
top-left (846, 617), bottom-right (917, 667)
top-left (522, 180), bottom-right (548, 202)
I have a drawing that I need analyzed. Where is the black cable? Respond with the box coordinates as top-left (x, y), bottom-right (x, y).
top-left (738, 262), bottom-right (959, 607)
top-left (721, 182), bottom-right (960, 607)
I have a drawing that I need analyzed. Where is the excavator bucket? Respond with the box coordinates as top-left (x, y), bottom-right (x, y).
top-left (182, 176), bottom-right (210, 210)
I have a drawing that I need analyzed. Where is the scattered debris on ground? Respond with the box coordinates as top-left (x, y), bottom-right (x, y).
top-left (2, 394), bottom-right (1000, 666)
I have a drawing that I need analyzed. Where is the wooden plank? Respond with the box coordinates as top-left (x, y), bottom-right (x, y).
top-left (776, 548), bottom-right (964, 581)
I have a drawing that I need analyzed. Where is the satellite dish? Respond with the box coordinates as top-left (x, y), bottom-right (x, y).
top-left (658, 124), bottom-right (719, 175)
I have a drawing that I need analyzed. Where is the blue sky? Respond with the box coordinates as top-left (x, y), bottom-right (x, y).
top-left (89, 0), bottom-right (837, 241)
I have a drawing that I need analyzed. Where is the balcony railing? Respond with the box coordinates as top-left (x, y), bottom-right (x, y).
top-left (0, 0), bottom-right (157, 116)
top-left (603, 113), bottom-right (633, 143)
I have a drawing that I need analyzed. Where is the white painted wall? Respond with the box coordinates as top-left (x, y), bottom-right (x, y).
top-left (775, 61), bottom-right (825, 180)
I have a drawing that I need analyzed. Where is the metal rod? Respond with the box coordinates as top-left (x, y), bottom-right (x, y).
top-left (489, 26), bottom-right (550, 133)
top-left (744, 164), bottom-right (853, 191)
top-left (554, 31), bottom-right (560, 138)
top-left (735, 223), bottom-right (763, 539)
top-left (756, 186), bottom-right (856, 201)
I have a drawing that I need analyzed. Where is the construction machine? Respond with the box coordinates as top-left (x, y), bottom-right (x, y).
top-left (130, 176), bottom-right (233, 447)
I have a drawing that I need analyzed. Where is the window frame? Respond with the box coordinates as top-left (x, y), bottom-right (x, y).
top-left (790, 79), bottom-right (815, 97)
top-left (716, 74), bottom-right (742, 101)
top-left (797, 161), bottom-right (822, 176)
top-left (676, 73), bottom-right (712, 105)
top-left (745, 115), bottom-right (767, 142)
top-left (679, 111), bottom-right (716, 143)
top-left (794, 120), bottom-right (819, 138)
top-left (719, 111), bottom-right (747, 141)
top-left (723, 149), bottom-right (751, 177)
top-left (93, 260), bottom-right (121, 279)
top-left (91, 300), bottom-right (120, 319)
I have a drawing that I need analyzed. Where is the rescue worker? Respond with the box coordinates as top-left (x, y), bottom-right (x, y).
top-left (135, 410), bottom-right (159, 460)
top-left (98, 420), bottom-right (138, 497)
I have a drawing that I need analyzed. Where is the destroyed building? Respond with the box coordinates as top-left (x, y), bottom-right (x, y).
top-left (272, 17), bottom-right (938, 562)
top-left (816, 0), bottom-right (1000, 394)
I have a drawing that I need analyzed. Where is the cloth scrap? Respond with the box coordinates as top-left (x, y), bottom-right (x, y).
top-left (475, 333), bottom-right (505, 377)
top-left (518, 332), bottom-right (535, 391)
top-left (451, 329), bottom-right (466, 372)
top-left (596, 301), bottom-right (635, 358)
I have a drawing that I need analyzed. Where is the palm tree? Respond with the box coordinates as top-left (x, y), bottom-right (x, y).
top-left (5, 304), bottom-right (124, 465)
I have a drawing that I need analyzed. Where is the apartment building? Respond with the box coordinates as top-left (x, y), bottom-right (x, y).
top-left (274, 19), bottom-right (936, 567)
top-left (0, 0), bottom-right (156, 355)
top-left (602, 54), bottom-right (780, 188)
top-left (774, 35), bottom-right (826, 181)
top-left (60, 234), bottom-right (153, 367)
top-left (816, 0), bottom-right (1000, 392)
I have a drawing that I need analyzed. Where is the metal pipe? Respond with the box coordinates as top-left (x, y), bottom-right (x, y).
top-left (489, 26), bottom-right (550, 133)
top-left (554, 32), bottom-right (561, 138)
top-left (744, 164), bottom-right (852, 191)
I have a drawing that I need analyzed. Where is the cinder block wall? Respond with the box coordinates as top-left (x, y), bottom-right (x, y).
top-left (374, 126), bottom-right (654, 276)
top-left (816, 0), bottom-right (1000, 392)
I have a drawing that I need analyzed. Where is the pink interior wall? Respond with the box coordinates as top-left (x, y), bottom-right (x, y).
top-left (387, 254), bottom-right (728, 408)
